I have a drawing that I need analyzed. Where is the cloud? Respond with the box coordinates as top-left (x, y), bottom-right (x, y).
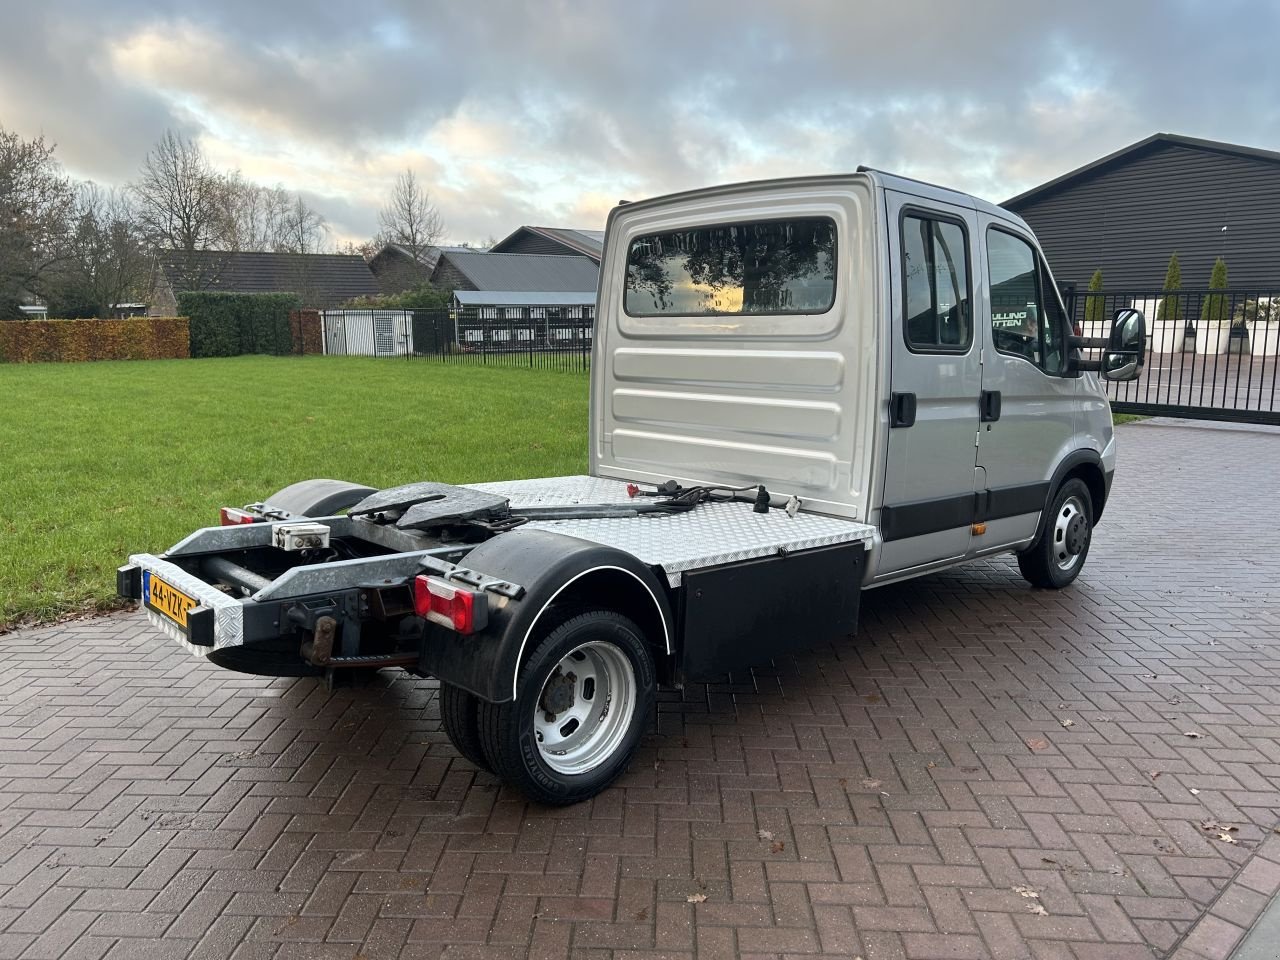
top-left (1, 1), bottom-right (1278, 244)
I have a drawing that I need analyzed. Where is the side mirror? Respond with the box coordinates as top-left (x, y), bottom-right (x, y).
top-left (1101, 308), bottom-right (1145, 381)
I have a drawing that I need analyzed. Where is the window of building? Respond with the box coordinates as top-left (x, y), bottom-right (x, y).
top-left (624, 218), bottom-right (836, 317)
top-left (902, 214), bottom-right (971, 351)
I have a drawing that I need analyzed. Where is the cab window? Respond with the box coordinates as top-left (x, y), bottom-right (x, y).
top-left (902, 213), bottom-right (971, 352)
top-left (624, 218), bottom-right (836, 317)
top-left (986, 228), bottom-right (1068, 375)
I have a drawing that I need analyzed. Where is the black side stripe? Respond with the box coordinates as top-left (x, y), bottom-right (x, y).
top-left (880, 482), bottom-right (1050, 542)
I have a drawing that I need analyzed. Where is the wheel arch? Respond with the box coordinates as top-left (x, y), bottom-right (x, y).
top-left (1029, 450), bottom-right (1106, 550)
top-left (514, 566), bottom-right (672, 697)
top-left (417, 529), bottom-right (674, 704)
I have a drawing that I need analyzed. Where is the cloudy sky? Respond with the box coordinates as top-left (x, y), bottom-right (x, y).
top-left (3, 1), bottom-right (1277, 247)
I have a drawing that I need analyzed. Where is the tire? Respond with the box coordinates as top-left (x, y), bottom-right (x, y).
top-left (1016, 478), bottom-right (1094, 589)
top-left (264, 478), bottom-right (377, 518)
top-left (439, 683), bottom-right (492, 773)
top-left (477, 610), bottom-right (656, 805)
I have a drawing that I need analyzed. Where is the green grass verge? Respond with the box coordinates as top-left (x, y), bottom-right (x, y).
top-left (1112, 414), bottom-right (1150, 425)
top-left (0, 356), bottom-right (588, 629)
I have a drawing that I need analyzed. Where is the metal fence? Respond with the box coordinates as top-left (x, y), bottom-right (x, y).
top-left (321, 306), bottom-right (594, 372)
top-left (1062, 286), bottom-right (1280, 425)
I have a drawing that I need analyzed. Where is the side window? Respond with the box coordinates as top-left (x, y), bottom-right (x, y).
top-left (986, 228), bottom-right (1068, 375)
top-left (902, 214), bottom-right (971, 351)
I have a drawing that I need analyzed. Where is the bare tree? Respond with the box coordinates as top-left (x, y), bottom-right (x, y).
top-left (0, 128), bottom-right (75, 318)
top-left (132, 131), bottom-right (229, 253)
top-left (277, 193), bottom-right (328, 254)
top-left (377, 169), bottom-right (444, 261)
top-left (52, 183), bottom-right (151, 317)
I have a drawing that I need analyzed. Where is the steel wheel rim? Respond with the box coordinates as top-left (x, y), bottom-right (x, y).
top-left (1052, 495), bottom-right (1088, 571)
top-left (533, 640), bottom-right (636, 776)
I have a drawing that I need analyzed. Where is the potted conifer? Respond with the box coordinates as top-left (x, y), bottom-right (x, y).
top-left (1195, 257), bottom-right (1232, 355)
top-left (1082, 269), bottom-right (1106, 339)
top-left (1150, 253), bottom-right (1186, 353)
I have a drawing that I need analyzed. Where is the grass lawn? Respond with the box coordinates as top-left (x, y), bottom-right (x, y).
top-left (0, 356), bottom-right (588, 630)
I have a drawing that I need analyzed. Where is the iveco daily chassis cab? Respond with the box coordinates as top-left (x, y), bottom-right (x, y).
top-left (118, 170), bottom-right (1146, 804)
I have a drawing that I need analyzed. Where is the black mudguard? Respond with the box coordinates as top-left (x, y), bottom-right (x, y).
top-left (417, 528), bottom-right (674, 703)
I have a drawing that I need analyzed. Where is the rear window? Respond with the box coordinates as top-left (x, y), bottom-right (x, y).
top-left (624, 218), bottom-right (836, 317)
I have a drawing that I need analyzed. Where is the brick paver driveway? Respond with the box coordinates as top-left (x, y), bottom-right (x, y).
top-left (2, 421), bottom-right (1278, 960)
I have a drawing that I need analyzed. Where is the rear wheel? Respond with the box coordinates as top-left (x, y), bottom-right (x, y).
top-left (1017, 478), bottom-right (1093, 589)
top-left (439, 683), bottom-right (492, 772)
top-left (477, 610), bottom-right (656, 805)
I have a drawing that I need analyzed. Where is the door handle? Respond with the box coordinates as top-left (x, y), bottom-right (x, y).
top-left (890, 392), bottom-right (917, 428)
top-left (980, 390), bottom-right (1002, 422)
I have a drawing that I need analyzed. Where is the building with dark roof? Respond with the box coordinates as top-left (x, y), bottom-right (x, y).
top-left (366, 243), bottom-right (484, 294)
top-left (150, 250), bottom-right (380, 314)
top-left (430, 249), bottom-right (599, 296)
top-left (1004, 133), bottom-right (1280, 289)
top-left (489, 226), bottom-right (604, 263)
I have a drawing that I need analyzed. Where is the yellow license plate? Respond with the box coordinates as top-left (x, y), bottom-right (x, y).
top-left (143, 571), bottom-right (197, 629)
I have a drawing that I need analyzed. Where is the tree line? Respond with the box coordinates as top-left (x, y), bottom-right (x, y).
top-left (0, 127), bottom-right (445, 319)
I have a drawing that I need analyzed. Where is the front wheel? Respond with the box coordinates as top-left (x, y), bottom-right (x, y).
top-left (477, 610), bottom-right (656, 805)
top-left (1017, 478), bottom-right (1094, 589)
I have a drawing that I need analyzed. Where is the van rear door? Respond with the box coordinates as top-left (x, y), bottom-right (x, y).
top-left (875, 191), bottom-right (982, 576)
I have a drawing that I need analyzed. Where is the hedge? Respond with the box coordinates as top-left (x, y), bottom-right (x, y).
top-left (178, 292), bottom-right (301, 358)
top-left (0, 317), bottom-right (189, 363)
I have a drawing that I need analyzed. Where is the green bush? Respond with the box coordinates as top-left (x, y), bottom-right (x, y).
top-left (1199, 257), bottom-right (1230, 324)
top-left (1156, 252), bottom-right (1184, 322)
top-left (343, 281), bottom-right (451, 311)
top-left (177, 292), bottom-right (300, 358)
top-left (1084, 269), bottom-right (1105, 325)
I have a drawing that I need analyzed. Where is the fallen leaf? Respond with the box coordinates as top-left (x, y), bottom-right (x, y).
top-left (1189, 788), bottom-right (1200, 796)
top-left (861, 778), bottom-right (882, 789)
top-left (838, 778), bottom-right (848, 788)
top-left (757, 829), bottom-right (774, 841)
top-left (686, 893), bottom-right (707, 903)
top-left (1027, 903), bottom-right (1049, 917)
top-left (1040, 857), bottom-right (1058, 866)
top-left (1218, 833), bottom-right (1239, 845)
top-left (1149, 771), bottom-right (1161, 779)
top-left (1200, 819), bottom-right (1220, 831)
top-left (770, 841), bottom-right (785, 854)
top-left (927, 762), bottom-right (936, 769)
top-left (1025, 737), bottom-right (1050, 752)
top-left (1012, 885), bottom-right (1040, 899)
top-left (1060, 719), bottom-right (1075, 728)
top-left (1184, 731), bottom-right (1204, 739)
top-left (633, 908), bottom-right (648, 921)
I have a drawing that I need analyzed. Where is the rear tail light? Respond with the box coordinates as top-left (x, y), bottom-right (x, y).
top-left (413, 576), bottom-right (487, 634)
top-left (220, 507), bottom-right (257, 526)
top-left (1072, 321), bottom-right (1083, 337)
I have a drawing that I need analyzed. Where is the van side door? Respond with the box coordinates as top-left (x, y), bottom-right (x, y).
top-left (973, 218), bottom-right (1079, 549)
top-left (875, 191), bottom-right (982, 577)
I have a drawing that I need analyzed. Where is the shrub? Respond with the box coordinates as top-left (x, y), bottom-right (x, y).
top-left (1156, 252), bottom-right (1184, 322)
top-left (1084, 269), bottom-right (1105, 326)
top-left (343, 281), bottom-right (451, 311)
top-left (0, 317), bottom-right (189, 363)
top-left (1199, 257), bottom-right (1230, 325)
top-left (177, 292), bottom-right (300, 358)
